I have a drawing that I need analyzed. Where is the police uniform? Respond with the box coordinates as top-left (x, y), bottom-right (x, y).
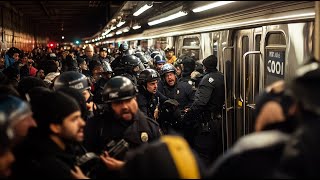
top-left (84, 109), bottom-right (162, 156)
top-left (183, 55), bottom-right (225, 166)
top-left (137, 85), bottom-right (159, 120)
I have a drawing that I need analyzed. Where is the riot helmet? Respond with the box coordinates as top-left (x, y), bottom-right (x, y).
top-left (160, 63), bottom-right (176, 76)
top-left (120, 55), bottom-right (142, 73)
top-left (154, 54), bottom-right (166, 65)
top-left (138, 69), bottom-right (160, 86)
top-left (150, 51), bottom-right (160, 59)
top-left (102, 76), bottom-right (138, 103)
top-left (135, 51), bottom-right (149, 68)
top-left (53, 71), bottom-right (91, 92)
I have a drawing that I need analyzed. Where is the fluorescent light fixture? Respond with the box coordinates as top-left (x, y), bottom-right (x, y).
top-left (148, 11), bottom-right (188, 26)
top-left (117, 20), bottom-right (126, 28)
top-left (133, 3), bottom-right (153, 16)
top-left (123, 27), bottom-right (130, 33)
top-left (61, 36), bottom-right (64, 39)
top-left (85, 40), bottom-right (89, 43)
top-left (148, 6), bottom-right (188, 26)
top-left (192, 1), bottom-right (235, 13)
top-left (110, 26), bottom-right (116, 30)
top-left (116, 30), bottom-right (122, 35)
top-left (132, 23), bottom-right (141, 30)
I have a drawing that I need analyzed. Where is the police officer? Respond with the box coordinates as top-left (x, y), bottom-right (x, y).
top-left (158, 63), bottom-right (194, 111)
top-left (53, 71), bottom-right (96, 120)
top-left (119, 54), bottom-right (143, 86)
top-left (134, 51), bottom-right (150, 69)
top-left (183, 54), bottom-right (225, 166)
top-left (84, 76), bottom-right (162, 156)
top-left (136, 69), bottom-right (162, 120)
top-left (93, 61), bottom-right (114, 105)
top-left (111, 43), bottom-right (129, 76)
top-left (153, 54), bottom-right (166, 73)
top-left (98, 47), bottom-right (110, 63)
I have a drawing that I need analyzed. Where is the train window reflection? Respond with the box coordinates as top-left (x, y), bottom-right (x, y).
top-left (183, 37), bottom-right (200, 47)
top-left (182, 48), bottom-right (199, 60)
top-left (267, 33), bottom-right (286, 46)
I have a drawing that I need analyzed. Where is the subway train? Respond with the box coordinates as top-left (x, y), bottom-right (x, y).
top-left (99, 1), bottom-right (315, 150)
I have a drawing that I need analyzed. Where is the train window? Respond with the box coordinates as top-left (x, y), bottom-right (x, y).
top-left (242, 36), bottom-right (250, 99)
top-left (183, 37), bottom-right (200, 47)
top-left (266, 33), bottom-right (286, 46)
top-left (182, 48), bottom-right (200, 60)
top-left (254, 35), bottom-right (261, 95)
top-left (265, 32), bottom-right (286, 86)
top-left (213, 40), bottom-right (218, 57)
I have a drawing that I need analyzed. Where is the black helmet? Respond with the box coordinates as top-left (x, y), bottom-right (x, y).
top-left (289, 60), bottom-right (320, 115)
top-left (150, 51), bottom-right (160, 59)
top-left (138, 69), bottom-right (160, 86)
top-left (102, 76), bottom-right (137, 103)
top-left (160, 63), bottom-right (176, 76)
top-left (154, 54), bottom-right (166, 64)
top-left (134, 52), bottom-right (148, 64)
top-left (53, 71), bottom-right (91, 92)
top-left (119, 43), bottom-right (129, 52)
top-left (120, 55), bottom-right (141, 70)
top-left (101, 61), bottom-right (113, 73)
top-left (0, 95), bottom-right (32, 131)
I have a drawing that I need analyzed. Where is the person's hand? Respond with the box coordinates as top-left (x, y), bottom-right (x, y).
top-left (100, 151), bottom-right (125, 171)
top-left (70, 166), bottom-right (90, 179)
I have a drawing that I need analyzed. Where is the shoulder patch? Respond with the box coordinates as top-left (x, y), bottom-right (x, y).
top-left (208, 77), bottom-right (214, 83)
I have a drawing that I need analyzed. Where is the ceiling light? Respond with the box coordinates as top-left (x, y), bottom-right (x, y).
top-left (123, 27), bottom-right (130, 33)
top-left (148, 11), bottom-right (188, 26)
top-left (192, 1), bottom-right (235, 13)
top-left (132, 23), bottom-right (141, 30)
top-left (116, 30), bottom-right (122, 35)
top-left (111, 26), bottom-right (116, 30)
top-left (133, 3), bottom-right (153, 16)
top-left (117, 20), bottom-right (126, 28)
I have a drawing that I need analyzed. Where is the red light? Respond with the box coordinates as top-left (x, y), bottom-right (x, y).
top-left (50, 43), bottom-right (54, 47)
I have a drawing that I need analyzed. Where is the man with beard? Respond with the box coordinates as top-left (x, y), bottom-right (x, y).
top-left (10, 90), bottom-right (88, 178)
top-left (84, 76), bottom-right (162, 156)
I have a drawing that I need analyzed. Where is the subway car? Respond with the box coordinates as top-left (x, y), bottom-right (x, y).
top-left (100, 1), bottom-right (315, 150)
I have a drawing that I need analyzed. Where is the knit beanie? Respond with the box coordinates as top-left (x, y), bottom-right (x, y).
top-left (29, 89), bottom-right (80, 133)
top-left (202, 55), bottom-right (217, 70)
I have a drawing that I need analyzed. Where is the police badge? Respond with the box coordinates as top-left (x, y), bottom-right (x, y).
top-left (141, 132), bottom-right (149, 142)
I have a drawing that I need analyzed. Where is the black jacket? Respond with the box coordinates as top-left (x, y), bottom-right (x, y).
top-left (11, 128), bottom-right (77, 179)
top-left (158, 79), bottom-right (194, 110)
top-left (190, 70), bottom-right (224, 114)
top-left (84, 109), bottom-right (162, 156)
top-left (136, 86), bottom-right (159, 120)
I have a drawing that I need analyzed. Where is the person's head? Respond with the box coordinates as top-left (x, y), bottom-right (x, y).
top-left (154, 42), bottom-right (161, 50)
top-left (101, 61), bottom-right (114, 80)
top-left (254, 80), bottom-right (296, 132)
top-left (30, 90), bottom-right (85, 143)
top-left (123, 135), bottom-right (201, 178)
top-left (161, 63), bottom-right (177, 87)
top-left (154, 55), bottom-right (166, 72)
top-left (135, 52), bottom-right (149, 69)
top-left (7, 47), bottom-right (21, 61)
top-left (0, 113), bottom-right (15, 178)
top-left (120, 55), bottom-right (142, 75)
top-left (53, 71), bottom-right (92, 102)
top-left (0, 57), bottom-right (4, 69)
top-left (180, 56), bottom-right (195, 76)
top-left (0, 95), bottom-right (36, 145)
top-left (288, 60), bottom-right (320, 117)
top-left (85, 45), bottom-right (94, 58)
top-left (174, 63), bottom-right (182, 77)
top-left (77, 58), bottom-right (88, 71)
top-left (138, 69), bottom-right (160, 94)
top-left (17, 76), bottom-right (47, 100)
top-left (99, 47), bottom-right (108, 58)
top-left (36, 69), bottom-right (45, 80)
top-left (165, 48), bottom-right (175, 59)
top-left (102, 76), bottom-right (138, 121)
top-left (202, 55), bottom-right (218, 72)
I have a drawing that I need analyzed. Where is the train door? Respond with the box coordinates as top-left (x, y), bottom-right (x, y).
top-left (233, 28), bottom-right (262, 142)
